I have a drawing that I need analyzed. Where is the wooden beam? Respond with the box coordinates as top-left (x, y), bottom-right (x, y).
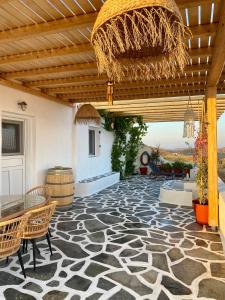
top-left (190, 23), bottom-right (218, 38)
top-left (2, 62), bottom-right (97, 79)
top-left (0, 77), bottom-right (71, 106)
top-left (207, 86), bottom-right (219, 227)
top-left (0, 13), bottom-right (98, 44)
top-left (0, 46), bottom-right (211, 67)
top-left (46, 75), bottom-right (209, 94)
top-left (28, 63), bottom-right (211, 88)
top-left (0, 44), bottom-right (93, 65)
top-left (207, 0), bottom-right (225, 86)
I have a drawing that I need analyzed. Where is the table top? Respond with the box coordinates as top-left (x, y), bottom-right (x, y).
top-left (0, 195), bottom-right (47, 222)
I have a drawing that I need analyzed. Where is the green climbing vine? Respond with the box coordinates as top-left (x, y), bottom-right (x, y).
top-left (99, 111), bottom-right (147, 179)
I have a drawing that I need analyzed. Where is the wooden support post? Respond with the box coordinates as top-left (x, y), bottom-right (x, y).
top-left (207, 87), bottom-right (219, 227)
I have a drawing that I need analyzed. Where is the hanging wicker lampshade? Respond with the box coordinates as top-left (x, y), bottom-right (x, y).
top-left (75, 104), bottom-right (101, 125)
top-left (183, 98), bottom-right (195, 138)
top-left (91, 0), bottom-right (190, 82)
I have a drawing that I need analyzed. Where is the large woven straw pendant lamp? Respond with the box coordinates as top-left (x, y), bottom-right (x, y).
top-left (75, 104), bottom-right (101, 125)
top-left (91, 0), bottom-right (189, 82)
top-left (183, 97), bottom-right (195, 138)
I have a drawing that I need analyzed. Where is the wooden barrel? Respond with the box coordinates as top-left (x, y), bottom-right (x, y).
top-left (46, 167), bottom-right (74, 208)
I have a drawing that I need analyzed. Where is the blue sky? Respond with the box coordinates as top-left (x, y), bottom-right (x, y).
top-left (143, 112), bottom-right (225, 150)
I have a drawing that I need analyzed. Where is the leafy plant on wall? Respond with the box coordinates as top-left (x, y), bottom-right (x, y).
top-left (100, 111), bottom-right (147, 178)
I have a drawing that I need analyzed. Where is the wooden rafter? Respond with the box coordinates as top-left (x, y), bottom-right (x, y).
top-left (207, 0), bottom-right (225, 86)
top-left (0, 13), bottom-right (98, 44)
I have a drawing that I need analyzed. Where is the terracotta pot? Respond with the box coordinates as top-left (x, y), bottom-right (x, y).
top-left (192, 199), bottom-right (199, 212)
top-left (140, 167), bottom-right (148, 175)
top-left (195, 203), bottom-right (208, 225)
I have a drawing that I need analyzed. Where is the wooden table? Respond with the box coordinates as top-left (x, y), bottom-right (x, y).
top-left (0, 195), bottom-right (47, 222)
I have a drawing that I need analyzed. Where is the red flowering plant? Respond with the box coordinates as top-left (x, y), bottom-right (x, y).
top-left (193, 124), bottom-right (208, 205)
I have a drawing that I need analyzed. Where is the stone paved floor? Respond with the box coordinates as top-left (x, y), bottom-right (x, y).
top-left (1, 176), bottom-right (225, 300)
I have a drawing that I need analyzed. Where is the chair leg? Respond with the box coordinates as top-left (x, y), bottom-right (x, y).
top-left (22, 240), bottom-right (26, 253)
top-left (5, 257), bottom-right (9, 265)
top-left (46, 232), bottom-right (53, 256)
top-left (17, 249), bottom-right (26, 279)
top-left (30, 240), bottom-right (36, 271)
top-left (48, 228), bottom-right (52, 238)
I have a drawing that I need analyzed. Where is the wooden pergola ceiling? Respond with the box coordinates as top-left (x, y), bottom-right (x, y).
top-left (0, 0), bottom-right (225, 122)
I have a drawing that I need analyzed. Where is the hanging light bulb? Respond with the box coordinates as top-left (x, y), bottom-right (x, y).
top-left (183, 96), bottom-right (195, 138)
top-left (107, 81), bottom-right (114, 106)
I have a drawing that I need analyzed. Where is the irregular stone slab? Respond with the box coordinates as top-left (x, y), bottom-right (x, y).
top-left (84, 219), bottom-right (108, 232)
top-left (211, 263), bottom-right (225, 278)
top-left (108, 289), bottom-right (135, 300)
top-left (88, 232), bottom-right (105, 243)
top-left (141, 270), bottom-right (158, 284)
top-left (185, 222), bottom-right (203, 231)
top-left (198, 278), bottom-right (225, 300)
top-left (85, 244), bottom-right (103, 252)
top-left (180, 239), bottom-right (194, 249)
top-left (128, 266), bottom-right (146, 273)
top-left (106, 244), bottom-right (121, 252)
top-left (211, 243), bottom-right (223, 251)
top-left (158, 290), bottom-right (170, 300)
top-left (129, 239), bottom-right (144, 248)
top-left (23, 282), bottom-right (43, 293)
top-left (185, 248), bottom-right (225, 260)
top-left (124, 222), bottom-right (150, 229)
top-left (43, 290), bottom-right (68, 300)
top-left (86, 293), bottom-right (102, 300)
top-left (24, 263), bottom-right (57, 281)
top-left (92, 253), bottom-right (122, 268)
top-left (167, 248), bottom-right (184, 262)
top-left (131, 253), bottom-right (148, 262)
top-left (85, 262), bottom-right (108, 277)
top-left (152, 253), bottom-right (169, 272)
top-left (59, 271), bottom-right (67, 278)
top-left (195, 239), bottom-right (208, 248)
top-left (70, 261), bottom-right (85, 272)
top-left (112, 235), bottom-right (136, 244)
top-left (68, 229), bottom-right (87, 235)
top-left (161, 276), bottom-right (191, 295)
top-left (0, 271), bottom-right (23, 286)
top-left (65, 275), bottom-right (91, 291)
top-left (76, 214), bottom-right (95, 220)
top-left (4, 289), bottom-right (36, 300)
top-left (160, 225), bottom-right (186, 232)
top-left (72, 236), bottom-right (85, 242)
top-left (187, 232), bottom-right (221, 242)
top-left (172, 258), bottom-right (206, 285)
top-left (46, 281), bottom-right (60, 287)
top-left (107, 271), bottom-right (153, 296)
top-left (135, 210), bottom-right (157, 217)
top-left (120, 249), bottom-right (139, 257)
top-left (143, 237), bottom-right (173, 246)
top-left (57, 221), bottom-right (78, 231)
top-left (120, 229), bottom-right (148, 236)
top-left (97, 278), bottom-right (116, 291)
top-left (52, 240), bottom-right (88, 259)
top-left (97, 214), bottom-right (123, 224)
top-left (146, 245), bottom-right (168, 252)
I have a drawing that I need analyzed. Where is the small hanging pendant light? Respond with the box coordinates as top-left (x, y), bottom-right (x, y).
top-left (107, 81), bottom-right (114, 105)
top-left (75, 104), bottom-right (101, 125)
top-left (183, 96), bottom-right (195, 138)
top-left (91, 0), bottom-right (190, 82)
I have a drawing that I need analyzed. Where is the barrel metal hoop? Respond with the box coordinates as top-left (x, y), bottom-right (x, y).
top-left (52, 194), bottom-right (74, 199)
top-left (46, 181), bottom-right (74, 185)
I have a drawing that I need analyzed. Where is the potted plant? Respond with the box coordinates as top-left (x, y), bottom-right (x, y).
top-left (193, 125), bottom-right (208, 225)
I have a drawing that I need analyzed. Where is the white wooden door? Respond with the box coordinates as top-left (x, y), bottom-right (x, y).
top-left (1, 118), bottom-right (26, 195)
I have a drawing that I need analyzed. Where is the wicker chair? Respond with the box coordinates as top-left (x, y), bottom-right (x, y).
top-left (22, 202), bottom-right (57, 271)
top-left (0, 214), bottom-right (29, 278)
top-left (26, 185), bottom-right (51, 202)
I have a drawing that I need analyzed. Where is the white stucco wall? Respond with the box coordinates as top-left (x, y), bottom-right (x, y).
top-left (0, 85), bottom-right (74, 191)
top-left (74, 121), bottom-right (114, 182)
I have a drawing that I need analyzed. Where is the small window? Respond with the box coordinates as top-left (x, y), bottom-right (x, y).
top-left (89, 129), bottom-right (96, 156)
top-left (2, 120), bottom-right (23, 156)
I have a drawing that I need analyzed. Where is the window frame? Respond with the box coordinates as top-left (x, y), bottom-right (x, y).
top-left (2, 119), bottom-right (24, 156)
top-left (88, 128), bottom-right (96, 157)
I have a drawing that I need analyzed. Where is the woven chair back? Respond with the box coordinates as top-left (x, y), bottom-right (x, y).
top-left (26, 185), bottom-right (51, 201)
top-left (0, 214), bottom-right (29, 258)
top-left (23, 202), bottom-right (57, 240)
